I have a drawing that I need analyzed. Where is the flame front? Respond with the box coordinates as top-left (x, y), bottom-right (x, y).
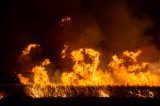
top-left (61, 48), bottom-right (112, 86)
top-left (18, 59), bottom-right (55, 88)
top-left (61, 48), bottom-right (160, 86)
top-left (17, 43), bottom-right (160, 98)
top-left (108, 50), bottom-right (159, 86)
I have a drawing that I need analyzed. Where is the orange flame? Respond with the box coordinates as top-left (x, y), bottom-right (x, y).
top-left (98, 90), bottom-right (110, 97)
top-left (61, 48), bottom-right (105, 86)
top-left (17, 74), bottom-right (29, 85)
top-left (18, 44), bottom-right (160, 86)
top-left (61, 44), bottom-right (68, 59)
top-left (31, 59), bottom-right (53, 88)
top-left (17, 43), bottom-right (160, 98)
top-left (21, 44), bottom-right (40, 57)
top-left (18, 44), bottom-right (55, 88)
top-left (108, 50), bottom-right (159, 86)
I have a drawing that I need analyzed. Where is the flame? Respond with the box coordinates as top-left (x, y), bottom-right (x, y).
top-left (61, 48), bottom-right (111, 86)
top-left (61, 44), bottom-right (68, 59)
top-left (17, 43), bottom-right (160, 98)
top-left (21, 44), bottom-right (40, 57)
top-left (31, 59), bottom-right (53, 88)
top-left (18, 43), bottom-right (55, 88)
top-left (129, 89), bottom-right (154, 98)
top-left (17, 74), bottom-right (29, 85)
top-left (19, 59), bottom-right (55, 88)
top-left (108, 50), bottom-right (160, 86)
top-left (61, 48), bottom-right (160, 86)
top-left (98, 90), bottom-right (110, 97)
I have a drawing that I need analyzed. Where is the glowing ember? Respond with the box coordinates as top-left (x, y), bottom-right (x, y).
top-left (61, 44), bottom-right (68, 59)
top-left (98, 90), bottom-right (110, 97)
top-left (128, 89), bottom-right (154, 98)
top-left (59, 16), bottom-right (72, 26)
top-left (0, 91), bottom-right (7, 99)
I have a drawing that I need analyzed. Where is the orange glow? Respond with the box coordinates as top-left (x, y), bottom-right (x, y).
top-left (18, 58), bottom-right (55, 88)
top-left (31, 59), bottom-right (53, 88)
top-left (17, 74), bottom-right (30, 85)
top-left (21, 44), bottom-right (40, 57)
top-left (18, 43), bottom-right (55, 88)
top-left (98, 90), bottom-right (110, 97)
top-left (59, 16), bottom-right (72, 26)
top-left (107, 50), bottom-right (160, 86)
top-left (61, 48), bottom-right (110, 86)
top-left (61, 44), bottom-right (68, 59)
top-left (0, 91), bottom-right (7, 100)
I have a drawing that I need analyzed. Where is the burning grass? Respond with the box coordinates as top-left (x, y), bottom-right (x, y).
top-left (22, 85), bottom-right (160, 98)
top-left (16, 42), bottom-right (160, 98)
top-left (0, 84), bottom-right (160, 99)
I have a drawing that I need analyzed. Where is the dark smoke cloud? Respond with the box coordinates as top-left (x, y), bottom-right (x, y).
top-left (47, 0), bottom-right (159, 63)
top-left (65, 1), bottom-right (153, 51)
top-left (38, 0), bottom-right (153, 51)
top-left (101, 2), bottom-right (153, 51)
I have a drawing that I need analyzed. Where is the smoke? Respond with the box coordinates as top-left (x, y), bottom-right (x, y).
top-left (52, 0), bottom-right (160, 75)
top-left (15, 0), bottom-right (160, 85)
top-left (101, 2), bottom-right (153, 51)
top-left (47, 0), bottom-right (157, 57)
top-left (66, 14), bottom-right (103, 47)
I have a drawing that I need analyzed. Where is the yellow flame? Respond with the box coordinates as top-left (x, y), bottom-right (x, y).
top-left (108, 50), bottom-right (160, 86)
top-left (98, 90), bottom-right (110, 97)
top-left (18, 59), bottom-right (55, 88)
top-left (17, 43), bottom-right (160, 98)
top-left (31, 59), bottom-right (52, 88)
top-left (21, 44), bottom-right (40, 56)
top-left (61, 48), bottom-right (105, 86)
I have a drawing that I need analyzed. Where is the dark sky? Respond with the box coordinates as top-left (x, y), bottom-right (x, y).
top-left (0, 0), bottom-right (160, 84)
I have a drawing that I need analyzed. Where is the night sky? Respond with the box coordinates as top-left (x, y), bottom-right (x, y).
top-left (0, 0), bottom-right (160, 84)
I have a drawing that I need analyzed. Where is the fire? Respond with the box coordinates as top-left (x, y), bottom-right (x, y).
top-left (21, 44), bottom-right (40, 57)
top-left (18, 43), bottom-right (41, 63)
top-left (17, 74), bottom-right (29, 85)
top-left (61, 48), bottom-right (160, 86)
top-left (129, 89), bottom-right (154, 98)
top-left (98, 90), bottom-right (110, 97)
top-left (18, 59), bottom-right (55, 88)
top-left (61, 48), bottom-right (112, 86)
top-left (108, 50), bottom-right (160, 86)
top-left (18, 44), bottom-right (55, 88)
top-left (59, 16), bottom-right (72, 26)
top-left (17, 43), bottom-right (160, 98)
top-left (31, 59), bottom-right (53, 88)
top-left (61, 44), bottom-right (68, 59)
